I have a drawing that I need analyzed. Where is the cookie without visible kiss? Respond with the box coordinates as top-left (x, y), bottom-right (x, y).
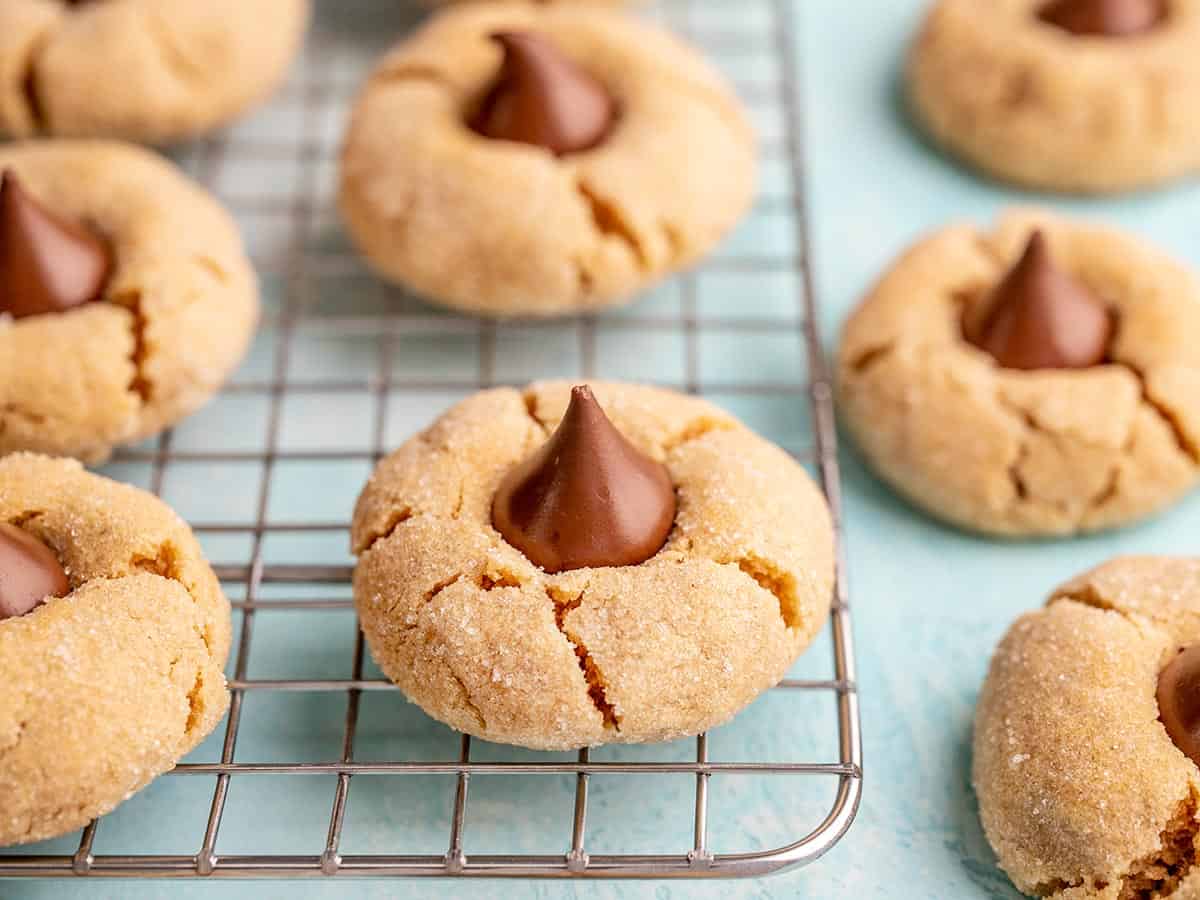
top-left (351, 381), bottom-right (834, 750)
top-left (0, 0), bottom-right (309, 143)
top-left (837, 209), bottom-right (1200, 536)
top-left (338, 3), bottom-right (756, 317)
top-left (974, 556), bottom-right (1200, 899)
top-left (907, 0), bottom-right (1200, 193)
top-left (0, 453), bottom-right (231, 847)
top-left (0, 140), bottom-right (259, 464)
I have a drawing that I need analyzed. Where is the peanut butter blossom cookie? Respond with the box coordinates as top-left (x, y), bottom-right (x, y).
top-left (0, 140), bottom-right (259, 464)
top-left (838, 209), bottom-right (1200, 536)
top-left (352, 382), bottom-right (834, 749)
top-left (0, 454), bottom-right (231, 847)
top-left (908, 0), bottom-right (1200, 193)
top-left (0, 0), bottom-right (309, 143)
top-left (975, 556), bottom-right (1200, 899)
top-left (338, 4), bottom-right (756, 317)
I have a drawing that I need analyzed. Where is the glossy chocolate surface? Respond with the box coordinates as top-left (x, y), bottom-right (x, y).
top-left (492, 385), bottom-right (676, 573)
top-left (1159, 644), bottom-right (1200, 767)
top-left (1039, 0), bottom-right (1167, 36)
top-left (0, 523), bottom-right (69, 621)
top-left (471, 32), bottom-right (616, 155)
top-left (967, 231), bottom-right (1113, 371)
top-left (0, 169), bottom-right (111, 320)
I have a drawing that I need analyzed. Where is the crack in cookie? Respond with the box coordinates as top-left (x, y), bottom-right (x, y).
top-left (520, 389), bottom-right (552, 437)
top-left (356, 505), bottom-right (413, 556)
top-left (372, 63), bottom-right (455, 92)
top-left (549, 586), bottom-right (620, 730)
top-left (726, 555), bottom-right (802, 633)
top-left (109, 289), bottom-right (152, 405)
top-left (574, 179), bottom-right (649, 271)
top-left (18, 35), bottom-right (50, 133)
top-left (144, 12), bottom-right (210, 87)
top-left (662, 416), bottom-right (737, 453)
top-left (0, 403), bottom-right (47, 427)
top-left (1119, 361), bottom-right (1200, 466)
top-left (847, 342), bottom-right (896, 376)
top-left (448, 669), bottom-right (486, 732)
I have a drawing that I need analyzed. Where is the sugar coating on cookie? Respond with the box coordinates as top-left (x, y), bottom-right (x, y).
top-left (974, 556), bottom-right (1200, 898)
top-left (351, 382), bottom-right (835, 750)
top-left (907, 0), bottom-right (1200, 193)
top-left (0, 140), bottom-right (259, 464)
top-left (338, 4), bottom-right (757, 318)
top-left (0, 453), bottom-right (231, 847)
top-left (0, 0), bottom-right (309, 143)
top-left (837, 209), bottom-right (1200, 537)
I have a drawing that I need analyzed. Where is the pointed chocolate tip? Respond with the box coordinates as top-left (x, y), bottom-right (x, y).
top-left (967, 229), bottom-right (1113, 372)
top-left (1038, 0), bottom-right (1166, 37)
top-left (0, 523), bottom-right (69, 621)
top-left (0, 168), bottom-right (112, 320)
top-left (1024, 229), bottom-right (1049, 259)
top-left (470, 30), bottom-right (616, 156)
top-left (492, 384), bottom-right (676, 573)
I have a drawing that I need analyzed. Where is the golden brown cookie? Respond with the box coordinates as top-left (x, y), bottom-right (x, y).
top-left (0, 0), bottom-right (309, 143)
top-left (0, 140), bottom-right (259, 464)
top-left (907, 0), bottom-right (1200, 194)
top-left (0, 453), bottom-right (231, 847)
top-left (351, 381), bottom-right (834, 750)
top-left (338, 3), bottom-right (756, 318)
top-left (837, 208), bottom-right (1200, 537)
top-left (974, 556), bottom-right (1200, 899)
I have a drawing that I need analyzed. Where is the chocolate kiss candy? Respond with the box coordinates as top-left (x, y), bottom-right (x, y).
top-left (471, 31), bottom-right (616, 156)
top-left (0, 523), bottom-right (69, 621)
top-left (967, 231), bottom-right (1113, 371)
top-left (0, 169), bottom-right (112, 320)
top-left (1158, 645), bottom-right (1200, 767)
top-left (492, 385), bottom-right (676, 573)
top-left (1039, 0), bottom-right (1166, 36)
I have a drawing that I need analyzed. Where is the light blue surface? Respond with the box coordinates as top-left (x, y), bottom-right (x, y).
top-left (6, 1), bottom-right (1200, 898)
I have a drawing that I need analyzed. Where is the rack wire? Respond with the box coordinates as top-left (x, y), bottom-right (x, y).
top-left (0, 0), bottom-right (861, 880)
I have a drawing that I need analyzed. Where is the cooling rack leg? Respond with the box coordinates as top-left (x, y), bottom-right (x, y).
top-left (688, 734), bottom-right (713, 870)
top-left (445, 735), bottom-right (471, 874)
top-left (566, 747), bottom-right (590, 873)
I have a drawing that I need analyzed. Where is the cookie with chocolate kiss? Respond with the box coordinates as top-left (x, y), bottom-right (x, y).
top-left (0, 453), bottom-right (231, 848)
top-left (338, 3), bottom-right (756, 317)
top-left (838, 210), bottom-right (1200, 536)
top-left (0, 141), bottom-right (259, 464)
top-left (352, 381), bottom-right (835, 749)
top-left (974, 557), bottom-right (1200, 899)
top-left (908, 0), bottom-right (1200, 192)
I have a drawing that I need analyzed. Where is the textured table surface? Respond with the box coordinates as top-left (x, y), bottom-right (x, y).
top-left (6, 1), bottom-right (1200, 898)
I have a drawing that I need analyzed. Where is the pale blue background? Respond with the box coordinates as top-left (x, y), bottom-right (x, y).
top-left (5, 1), bottom-right (1200, 898)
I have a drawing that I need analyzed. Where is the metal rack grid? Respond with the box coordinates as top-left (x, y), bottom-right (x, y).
top-left (0, 0), bottom-right (862, 880)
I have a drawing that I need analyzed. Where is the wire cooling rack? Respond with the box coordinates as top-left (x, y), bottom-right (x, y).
top-left (0, 0), bottom-right (861, 880)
